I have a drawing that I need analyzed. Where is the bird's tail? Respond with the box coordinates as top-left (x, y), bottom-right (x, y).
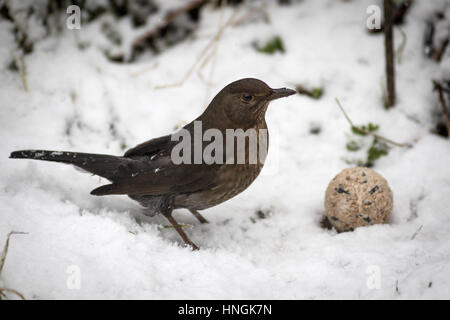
top-left (9, 150), bottom-right (124, 181)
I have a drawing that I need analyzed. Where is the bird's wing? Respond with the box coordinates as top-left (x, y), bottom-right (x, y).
top-left (92, 132), bottom-right (218, 196)
top-left (124, 134), bottom-right (172, 158)
top-left (91, 161), bottom-right (220, 196)
top-left (92, 132), bottom-right (221, 196)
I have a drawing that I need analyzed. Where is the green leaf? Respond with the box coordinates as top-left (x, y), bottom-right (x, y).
top-left (367, 122), bottom-right (379, 132)
top-left (346, 140), bottom-right (361, 151)
top-left (311, 88), bottom-right (323, 99)
top-left (351, 122), bottom-right (379, 135)
top-left (367, 142), bottom-right (389, 162)
top-left (256, 36), bottom-right (285, 54)
top-left (351, 126), bottom-right (367, 136)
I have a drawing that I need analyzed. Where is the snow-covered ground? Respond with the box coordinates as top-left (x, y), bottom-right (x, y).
top-left (1, 0), bottom-right (450, 299)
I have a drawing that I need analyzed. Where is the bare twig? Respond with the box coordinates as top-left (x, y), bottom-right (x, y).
top-left (13, 53), bottom-right (28, 92)
top-left (129, 62), bottom-right (158, 78)
top-left (433, 81), bottom-right (450, 137)
top-left (384, 0), bottom-right (396, 108)
top-left (431, 37), bottom-right (449, 63)
top-left (395, 27), bottom-right (407, 64)
top-left (0, 287), bottom-right (25, 300)
top-left (441, 82), bottom-right (450, 95)
top-left (335, 98), bottom-right (411, 148)
top-left (0, 231), bottom-right (27, 301)
top-left (199, 0), bottom-right (227, 104)
top-left (156, 5), bottom-right (244, 89)
top-left (230, 5), bottom-right (269, 26)
top-left (198, 45), bottom-right (218, 81)
top-left (423, 11), bottom-right (448, 62)
top-left (132, 0), bottom-right (206, 51)
top-left (424, 21), bottom-right (434, 57)
top-left (0, 231), bottom-right (27, 276)
top-left (163, 224), bottom-right (192, 229)
top-left (410, 224), bottom-right (423, 240)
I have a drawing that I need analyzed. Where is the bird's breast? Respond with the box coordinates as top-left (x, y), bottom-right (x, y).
top-left (173, 123), bottom-right (269, 210)
top-left (174, 162), bottom-right (265, 210)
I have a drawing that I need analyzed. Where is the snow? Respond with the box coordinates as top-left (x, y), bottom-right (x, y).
top-left (1, 0), bottom-right (450, 299)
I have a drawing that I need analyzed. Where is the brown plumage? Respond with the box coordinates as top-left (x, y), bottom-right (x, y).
top-left (10, 78), bottom-right (296, 249)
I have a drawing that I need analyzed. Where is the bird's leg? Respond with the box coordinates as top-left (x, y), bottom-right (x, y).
top-left (189, 209), bottom-right (208, 224)
top-left (162, 209), bottom-right (199, 250)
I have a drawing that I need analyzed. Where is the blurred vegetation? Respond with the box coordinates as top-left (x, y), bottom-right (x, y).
top-left (254, 35), bottom-right (285, 54)
top-left (344, 122), bottom-right (390, 167)
top-left (0, 0), bottom-right (304, 65)
top-left (295, 84), bottom-right (324, 99)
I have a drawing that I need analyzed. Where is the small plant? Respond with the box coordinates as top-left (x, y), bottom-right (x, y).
top-left (254, 36), bottom-right (285, 54)
top-left (344, 122), bottom-right (390, 167)
top-left (367, 140), bottom-right (389, 164)
top-left (351, 122), bottom-right (379, 135)
top-left (296, 84), bottom-right (324, 100)
top-left (346, 140), bottom-right (361, 151)
top-left (310, 87), bottom-right (324, 99)
top-left (336, 98), bottom-right (410, 167)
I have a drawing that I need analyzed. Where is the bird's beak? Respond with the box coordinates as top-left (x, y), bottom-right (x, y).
top-left (268, 88), bottom-right (297, 100)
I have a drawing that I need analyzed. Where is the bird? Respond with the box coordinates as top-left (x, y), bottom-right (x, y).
top-left (10, 78), bottom-right (296, 250)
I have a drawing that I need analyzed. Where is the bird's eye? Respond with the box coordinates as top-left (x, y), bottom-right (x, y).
top-left (241, 93), bottom-right (253, 102)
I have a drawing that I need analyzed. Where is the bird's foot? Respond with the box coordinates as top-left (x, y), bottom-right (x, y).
top-left (189, 209), bottom-right (208, 224)
top-left (163, 210), bottom-right (200, 250)
top-left (188, 242), bottom-right (200, 251)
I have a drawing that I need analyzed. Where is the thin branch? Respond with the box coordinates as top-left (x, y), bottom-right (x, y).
top-left (336, 99), bottom-right (354, 126)
top-left (14, 53), bottom-right (28, 92)
top-left (199, 0), bottom-right (227, 105)
top-left (155, 5), bottom-right (243, 89)
top-left (395, 27), bottom-right (407, 64)
top-left (0, 287), bottom-right (25, 300)
top-left (0, 231), bottom-right (27, 276)
top-left (230, 5), bottom-right (269, 26)
top-left (410, 224), bottom-right (423, 240)
top-left (384, 0), bottom-right (396, 107)
top-left (431, 38), bottom-right (449, 63)
top-left (433, 80), bottom-right (450, 137)
top-left (335, 98), bottom-right (411, 148)
top-left (0, 231), bottom-right (27, 301)
top-left (129, 62), bottom-right (158, 78)
top-left (132, 0), bottom-right (206, 51)
top-left (163, 224), bottom-right (192, 229)
top-left (440, 83), bottom-right (450, 95)
top-left (424, 21), bottom-right (434, 57)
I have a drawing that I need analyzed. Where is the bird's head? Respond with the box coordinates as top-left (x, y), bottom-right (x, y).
top-left (203, 78), bottom-right (296, 127)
